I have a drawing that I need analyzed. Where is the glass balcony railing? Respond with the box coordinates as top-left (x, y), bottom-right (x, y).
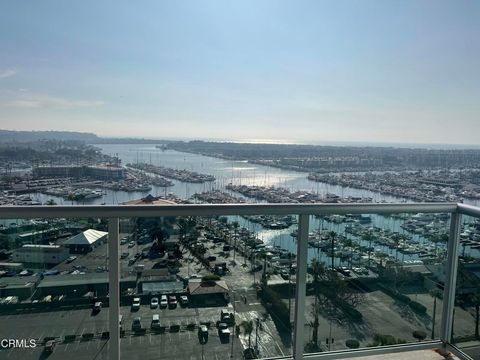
top-left (0, 202), bottom-right (477, 360)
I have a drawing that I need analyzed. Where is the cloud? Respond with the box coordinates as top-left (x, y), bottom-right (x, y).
top-left (1, 92), bottom-right (104, 109)
top-left (0, 69), bottom-right (17, 80)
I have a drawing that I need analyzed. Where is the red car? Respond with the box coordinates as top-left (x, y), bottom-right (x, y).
top-left (168, 295), bottom-right (177, 308)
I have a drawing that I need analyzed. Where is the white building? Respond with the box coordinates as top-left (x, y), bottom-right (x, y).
top-left (64, 229), bottom-right (108, 253)
top-left (13, 244), bottom-right (69, 265)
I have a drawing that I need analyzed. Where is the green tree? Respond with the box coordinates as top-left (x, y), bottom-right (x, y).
top-left (469, 292), bottom-right (480, 339)
top-left (241, 320), bottom-right (254, 349)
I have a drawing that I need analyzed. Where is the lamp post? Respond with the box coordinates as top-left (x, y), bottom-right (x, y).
top-left (288, 252), bottom-right (292, 320)
top-left (230, 291), bottom-right (236, 358)
top-left (255, 318), bottom-right (260, 356)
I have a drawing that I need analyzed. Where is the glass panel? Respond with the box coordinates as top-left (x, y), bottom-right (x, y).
top-left (453, 214), bottom-right (480, 359)
top-left (303, 212), bottom-right (449, 354)
top-left (119, 214), bottom-right (295, 359)
top-left (0, 217), bottom-right (109, 359)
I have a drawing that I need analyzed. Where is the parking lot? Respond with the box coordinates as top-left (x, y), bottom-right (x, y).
top-left (0, 300), bottom-right (266, 360)
top-left (1, 226), bottom-right (293, 359)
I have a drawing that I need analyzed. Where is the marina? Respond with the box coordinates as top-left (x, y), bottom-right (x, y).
top-left (2, 144), bottom-right (480, 270)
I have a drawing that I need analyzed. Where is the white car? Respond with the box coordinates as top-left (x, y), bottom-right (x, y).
top-left (132, 297), bottom-right (141, 311)
top-left (150, 297), bottom-right (159, 309)
top-left (92, 301), bottom-right (102, 313)
top-left (160, 295), bottom-right (168, 308)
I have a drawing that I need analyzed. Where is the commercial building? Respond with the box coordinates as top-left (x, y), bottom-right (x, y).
top-left (12, 244), bottom-right (69, 265)
top-left (63, 229), bottom-right (107, 253)
top-left (187, 279), bottom-right (229, 306)
top-left (0, 275), bottom-right (39, 300)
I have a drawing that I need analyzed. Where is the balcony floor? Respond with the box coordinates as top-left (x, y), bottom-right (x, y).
top-left (346, 349), bottom-right (458, 360)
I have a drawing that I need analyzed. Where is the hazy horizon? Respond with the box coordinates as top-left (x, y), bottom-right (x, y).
top-left (1, 1), bottom-right (479, 145)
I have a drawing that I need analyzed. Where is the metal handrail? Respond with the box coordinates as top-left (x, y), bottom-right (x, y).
top-left (0, 202), bottom-right (459, 219)
top-left (458, 203), bottom-right (480, 218)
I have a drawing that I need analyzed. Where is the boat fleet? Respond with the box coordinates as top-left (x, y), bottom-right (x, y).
top-left (127, 162), bottom-right (216, 183)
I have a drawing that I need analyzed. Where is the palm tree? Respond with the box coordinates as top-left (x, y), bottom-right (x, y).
top-left (310, 259), bottom-right (325, 348)
top-left (342, 238), bottom-right (353, 268)
top-left (232, 221), bottom-right (239, 262)
top-left (257, 249), bottom-right (269, 280)
top-left (241, 320), bottom-right (254, 349)
top-left (431, 233), bottom-right (448, 260)
top-left (177, 216), bottom-right (196, 241)
top-left (392, 233), bottom-right (402, 262)
top-left (430, 288), bottom-right (442, 339)
top-left (364, 231), bottom-right (376, 268)
top-left (328, 231), bottom-right (337, 270)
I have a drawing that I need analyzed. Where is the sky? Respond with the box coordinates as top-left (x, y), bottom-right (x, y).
top-left (0, 1), bottom-right (479, 145)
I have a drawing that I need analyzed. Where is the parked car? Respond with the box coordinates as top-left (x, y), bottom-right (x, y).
top-left (121, 252), bottom-right (129, 259)
top-left (92, 301), bottom-right (102, 313)
top-left (131, 297), bottom-right (141, 311)
top-left (131, 317), bottom-right (142, 332)
top-left (151, 314), bottom-right (161, 330)
top-left (150, 297), bottom-right (159, 309)
top-left (127, 241), bottom-right (135, 248)
top-left (120, 237), bottom-right (128, 245)
top-left (336, 267), bottom-right (351, 277)
top-left (218, 322), bottom-right (230, 338)
top-left (179, 295), bottom-right (188, 306)
top-left (160, 295), bottom-right (168, 308)
top-left (44, 340), bottom-right (56, 353)
top-left (66, 256), bottom-right (77, 263)
top-left (128, 258), bottom-right (136, 266)
top-left (168, 295), bottom-right (177, 308)
top-left (220, 309), bottom-right (234, 325)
